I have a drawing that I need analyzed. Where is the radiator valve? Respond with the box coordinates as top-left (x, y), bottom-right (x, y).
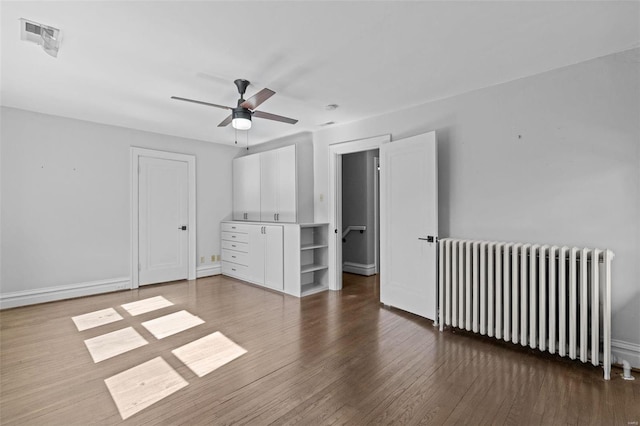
top-left (622, 360), bottom-right (635, 381)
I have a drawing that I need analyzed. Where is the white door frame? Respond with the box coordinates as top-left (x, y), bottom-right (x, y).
top-left (328, 134), bottom-right (390, 290)
top-left (373, 156), bottom-right (380, 275)
top-left (130, 147), bottom-right (197, 289)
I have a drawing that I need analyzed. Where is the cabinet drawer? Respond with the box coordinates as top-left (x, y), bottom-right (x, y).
top-left (221, 240), bottom-right (248, 253)
top-left (221, 231), bottom-right (249, 243)
top-left (222, 249), bottom-right (248, 266)
top-left (221, 223), bottom-right (249, 233)
top-left (222, 262), bottom-right (249, 279)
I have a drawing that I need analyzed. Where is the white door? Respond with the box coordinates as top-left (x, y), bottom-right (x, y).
top-left (139, 156), bottom-right (189, 285)
top-left (380, 132), bottom-right (438, 320)
top-left (247, 225), bottom-right (266, 285)
top-left (263, 225), bottom-right (284, 290)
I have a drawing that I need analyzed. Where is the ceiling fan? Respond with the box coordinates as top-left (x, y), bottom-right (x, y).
top-left (171, 79), bottom-right (298, 130)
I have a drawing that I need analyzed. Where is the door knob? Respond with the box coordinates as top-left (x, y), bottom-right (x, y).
top-left (179, 225), bottom-right (187, 231)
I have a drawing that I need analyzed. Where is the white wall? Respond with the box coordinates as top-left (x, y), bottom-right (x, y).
top-left (0, 107), bottom-right (239, 300)
top-left (236, 131), bottom-right (313, 156)
top-left (314, 49), bottom-right (640, 353)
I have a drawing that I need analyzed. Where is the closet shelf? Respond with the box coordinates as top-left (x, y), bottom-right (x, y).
top-left (300, 243), bottom-right (328, 251)
top-left (301, 264), bottom-right (328, 274)
top-left (301, 282), bottom-right (328, 296)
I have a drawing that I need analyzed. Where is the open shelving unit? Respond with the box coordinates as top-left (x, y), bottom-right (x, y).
top-left (299, 223), bottom-right (329, 296)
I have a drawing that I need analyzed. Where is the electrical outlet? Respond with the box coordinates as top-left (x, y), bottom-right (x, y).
top-left (200, 256), bottom-right (205, 264)
top-left (216, 254), bottom-right (221, 262)
top-left (211, 255), bottom-right (216, 262)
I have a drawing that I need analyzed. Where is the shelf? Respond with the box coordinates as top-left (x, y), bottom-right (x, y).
top-left (301, 263), bottom-right (328, 273)
top-left (300, 243), bottom-right (328, 251)
top-left (299, 223), bottom-right (329, 228)
top-left (301, 282), bottom-right (328, 296)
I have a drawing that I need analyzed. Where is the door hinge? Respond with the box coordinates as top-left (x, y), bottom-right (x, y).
top-left (138, 263), bottom-right (141, 271)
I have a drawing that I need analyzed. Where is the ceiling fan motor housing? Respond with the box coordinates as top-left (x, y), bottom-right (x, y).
top-left (232, 107), bottom-right (252, 121)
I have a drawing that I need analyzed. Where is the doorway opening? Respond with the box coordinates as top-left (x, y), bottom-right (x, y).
top-left (340, 150), bottom-right (380, 284)
top-left (328, 134), bottom-right (390, 291)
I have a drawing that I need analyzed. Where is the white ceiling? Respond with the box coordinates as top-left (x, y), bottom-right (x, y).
top-left (1, 1), bottom-right (639, 146)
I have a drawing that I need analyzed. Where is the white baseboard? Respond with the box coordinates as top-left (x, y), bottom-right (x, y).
top-left (343, 261), bottom-right (376, 276)
top-left (612, 339), bottom-right (640, 369)
top-left (0, 277), bottom-right (130, 310)
top-left (196, 264), bottom-right (221, 278)
top-left (0, 266), bottom-right (222, 310)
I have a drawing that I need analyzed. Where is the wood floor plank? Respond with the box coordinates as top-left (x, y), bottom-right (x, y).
top-left (1, 273), bottom-right (638, 425)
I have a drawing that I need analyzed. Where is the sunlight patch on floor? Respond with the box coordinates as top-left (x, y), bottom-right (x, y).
top-left (141, 310), bottom-right (204, 339)
top-left (172, 331), bottom-right (247, 377)
top-left (84, 327), bottom-right (149, 363)
top-left (72, 299), bottom-right (249, 419)
top-left (121, 296), bottom-right (174, 316)
top-left (71, 308), bottom-right (123, 331)
top-left (104, 356), bottom-right (188, 420)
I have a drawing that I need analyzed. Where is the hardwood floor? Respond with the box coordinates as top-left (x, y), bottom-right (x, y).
top-left (1, 273), bottom-right (638, 425)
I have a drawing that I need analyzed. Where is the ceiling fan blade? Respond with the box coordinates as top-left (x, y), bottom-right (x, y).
top-left (252, 110), bottom-right (298, 125)
top-left (218, 114), bottom-right (233, 127)
top-left (240, 88), bottom-right (275, 110)
top-left (171, 96), bottom-right (232, 110)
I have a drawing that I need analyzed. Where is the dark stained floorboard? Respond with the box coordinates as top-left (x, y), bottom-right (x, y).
top-left (1, 273), bottom-right (638, 425)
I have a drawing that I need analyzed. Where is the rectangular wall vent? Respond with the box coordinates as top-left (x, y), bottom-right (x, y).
top-left (20, 18), bottom-right (61, 58)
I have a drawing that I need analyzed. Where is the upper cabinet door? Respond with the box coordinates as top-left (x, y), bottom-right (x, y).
top-left (260, 149), bottom-right (279, 221)
top-left (276, 145), bottom-right (297, 223)
top-left (233, 154), bottom-right (261, 221)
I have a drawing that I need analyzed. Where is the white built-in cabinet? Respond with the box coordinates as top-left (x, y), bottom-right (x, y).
top-left (226, 143), bottom-right (320, 297)
top-left (221, 222), bottom-right (283, 291)
top-left (222, 221), bottom-right (328, 297)
top-left (232, 144), bottom-right (313, 223)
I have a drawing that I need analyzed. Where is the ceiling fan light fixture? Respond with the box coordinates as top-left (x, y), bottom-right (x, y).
top-left (232, 117), bottom-right (251, 130)
top-left (231, 108), bottom-right (252, 130)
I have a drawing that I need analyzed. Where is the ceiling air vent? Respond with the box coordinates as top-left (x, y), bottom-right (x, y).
top-left (20, 18), bottom-right (61, 58)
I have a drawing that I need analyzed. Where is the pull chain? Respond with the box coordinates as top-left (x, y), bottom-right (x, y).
top-left (234, 127), bottom-right (238, 145)
top-left (246, 129), bottom-right (249, 150)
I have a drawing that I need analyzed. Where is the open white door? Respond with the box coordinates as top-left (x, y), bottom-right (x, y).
top-left (139, 156), bottom-right (189, 285)
top-left (380, 132), bottom-right (438, 320)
